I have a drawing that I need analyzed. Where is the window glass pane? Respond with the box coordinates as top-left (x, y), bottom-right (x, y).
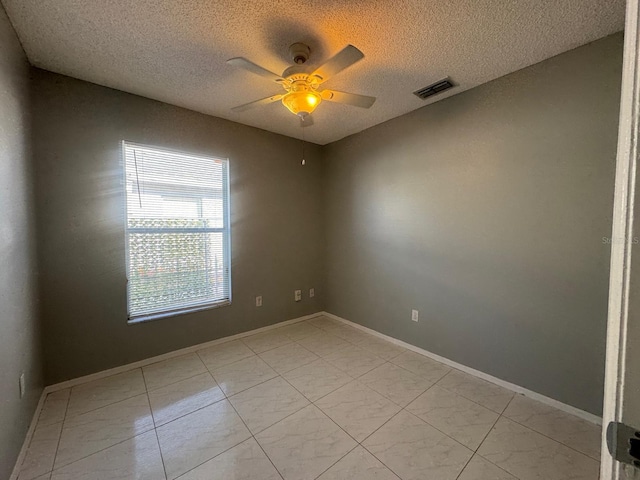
top-left (128, 231), bottom-right (227, 315)
top-left (123, 142), bottom-right (230, 320)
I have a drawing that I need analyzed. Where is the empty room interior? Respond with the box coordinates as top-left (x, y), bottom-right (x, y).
top-left (0, 0), bottom-right (632, 479)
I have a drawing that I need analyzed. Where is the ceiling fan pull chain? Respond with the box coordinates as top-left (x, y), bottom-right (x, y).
top-left (301, 119), bottom-right (306, 166)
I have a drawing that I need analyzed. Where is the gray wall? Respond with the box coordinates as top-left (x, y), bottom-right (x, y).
top-left (323, 33), bottom-right (623, 415)
top-left (0, 6), bottom-right (43, 479)
top-left (32, 70), bottom-right (325, 384)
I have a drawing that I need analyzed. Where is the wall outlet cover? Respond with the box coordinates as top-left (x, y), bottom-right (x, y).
top-left (294, 290), bottom-right (302, 302)
top-left (256, 296), bottom-right (263, 307)
top-left (411, 309), bottom-right (419, 322)
top-left (309, 288), bottom-right (315, 298)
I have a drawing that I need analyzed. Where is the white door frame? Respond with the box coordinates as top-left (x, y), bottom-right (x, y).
top-left (602, 0), bottom-right (640, 477)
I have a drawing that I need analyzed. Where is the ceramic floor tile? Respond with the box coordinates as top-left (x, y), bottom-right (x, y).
top-left (242, 330), bottom-right (292, 354)
top-left (307, 317), bottom-right (343, 331)
top-left (178, 437), bottom-right (282, 480)
top-left (255, 404), bottom-right (356, 480)
top-left (197, 340), bottom-right (255, 370)
top-left (55, 393), bottom-right (154, 469)
top-left (503, 394), bottom-right (601, 460)
top-left (328, 326), bottom-right (375, 345)
top-left (38, 389), bottom-right (70, 427)
top-left (17, 421), bottom-right (63, 480)
top-left (156, 399), bottom-right (251, 480)
top-left (360, 363), bottom-right (431, 407)
top-left (406, 386), bottom-right (499, 450)
top-left (390, 351), bottom-right (451, 383)
top-left (317, 446), bottom-right (400, 480)
top-left (457, 455), bottom-right (517, 480)
top-left (259, 343), bottom-right (319, 374)
top-left (356, 337), bottom-right (406, 361)
top-left (316, 381), bottom-right (401, 442)
top-left (278, 322), bottom-right (323, 341)
top-left (148, 372), bottom-right (224, 426)
top-left (363, 410), bottom-right (473, 480)
top-left (229, 376), bottom-right (310, 434)
top-left (211, 355), bottom-right (278, 396)
top-left (66, 369), bottom-right (146, 418)
top-left (437, 370), bottom-right (514, 414)
top-left (477, 417), bottom-right (600, 480)
top-left (142, 353), bottom-right (207, 391)
top-left (323, 346), bottom-right (386, 378)
top-left (282, 359), bottom-right (352, 402)
top-left (297, 333), bottom-right (350, 357)
top-left (50, 431), bottom-right (165, 480)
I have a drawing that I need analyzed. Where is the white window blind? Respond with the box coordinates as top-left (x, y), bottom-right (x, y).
top-left (123, 142), bottom-right (231, 322)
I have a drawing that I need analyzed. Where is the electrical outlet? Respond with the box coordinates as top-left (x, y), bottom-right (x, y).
top-left (309, 288), bottom-right (315, 298)
top-left (294, 290), bottom-right (302, 302)
top-left (411, 309), bottom-right (419, 322)
top-left (256, 296), bottom-right (263, 307)
top-left (19, 373), bottom-right (25, 399)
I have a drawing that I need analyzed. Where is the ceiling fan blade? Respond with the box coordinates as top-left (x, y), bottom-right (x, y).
top-left (227, 57), bottom-right (284, 82)
top-left (231, 94), bottom-right (283, 113)
top-left (310, 45), bottom-right (364, 84)
top-left (320, 90), bottom-right (376, 108)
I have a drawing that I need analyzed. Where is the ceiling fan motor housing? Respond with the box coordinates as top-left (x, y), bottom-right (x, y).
top-left (289, 43), bottom-right (310, 64)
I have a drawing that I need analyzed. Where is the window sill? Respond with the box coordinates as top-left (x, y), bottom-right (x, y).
top-left (127, 300), bottom-right (231, 325)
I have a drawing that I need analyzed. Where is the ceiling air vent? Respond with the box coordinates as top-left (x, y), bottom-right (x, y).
top-left (413, 78), bottom-right (454, 100)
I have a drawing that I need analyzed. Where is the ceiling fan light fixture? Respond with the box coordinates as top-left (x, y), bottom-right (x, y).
top-left (282, 90), bottom-right (322, 116)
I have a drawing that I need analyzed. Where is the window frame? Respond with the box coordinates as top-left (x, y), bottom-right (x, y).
top-left (122, 141), bottom-right (232, 324)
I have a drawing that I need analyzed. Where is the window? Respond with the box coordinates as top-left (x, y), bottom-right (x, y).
top-left (123, 142), bottom-right (231, 322)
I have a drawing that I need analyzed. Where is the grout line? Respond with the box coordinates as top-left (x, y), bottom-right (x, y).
top-left (171, 435), bottom-right (251, 479)
top-left (195, 348), bottom-right (256, 373)
top-left (48, 388), bottom-right (71, 477)
top-left (253, 438), bottom-right (286, 480)
top-left (61, 369), bottom-right (147, 421)
top-left (312, 443), bottom-right (360, 479)
top-left (248, 402), bottom-right (311, 437)
top-left (48, 428), bottom-right (157, 475)
top-left (260, 372), bottom-right (369, 477)
top-left (151, 431), bottom-right (169, 480)
top-left (142, 354), bottom-right (210, 393)
top-left (224, 394), bottom-right (286, 479)
top-left (498, 413), bottom-right (601, 461)
top-left (50, 389), bottom-right (225, 474)
top-left (432, 368), bottom-right (515, 416)
top-left (153, 395), bottom-right (228, 429)
top-left (140, 371), bottom-right (169, 480)
top-left (357, 410), bottom-right (407, 479)
top-left (145, 369), bottom-right (213, 394)
top-left (454, 454), bottom-right (475, 480)
top-left (224, 394), bottom-right (286, 480)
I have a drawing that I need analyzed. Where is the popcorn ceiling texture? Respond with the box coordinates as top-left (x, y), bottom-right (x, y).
top-left (1, 0), bottom-right (625, 144)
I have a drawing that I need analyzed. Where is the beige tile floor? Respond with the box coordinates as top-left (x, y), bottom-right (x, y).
top-left (15, 315), bottom-right (602, 480)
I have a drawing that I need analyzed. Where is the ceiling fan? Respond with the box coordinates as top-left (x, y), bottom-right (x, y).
top-left (227, 43), bottom-right (376, 126)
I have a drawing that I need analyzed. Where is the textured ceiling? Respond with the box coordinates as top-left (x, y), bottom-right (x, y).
top-left (2, 0), bottom-right (625, 145)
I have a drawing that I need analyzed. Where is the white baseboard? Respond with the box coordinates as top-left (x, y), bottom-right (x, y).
top-left (10, 311), bottom-right (323, 479)
top-left (322, 311), bottom-right (602, 426)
